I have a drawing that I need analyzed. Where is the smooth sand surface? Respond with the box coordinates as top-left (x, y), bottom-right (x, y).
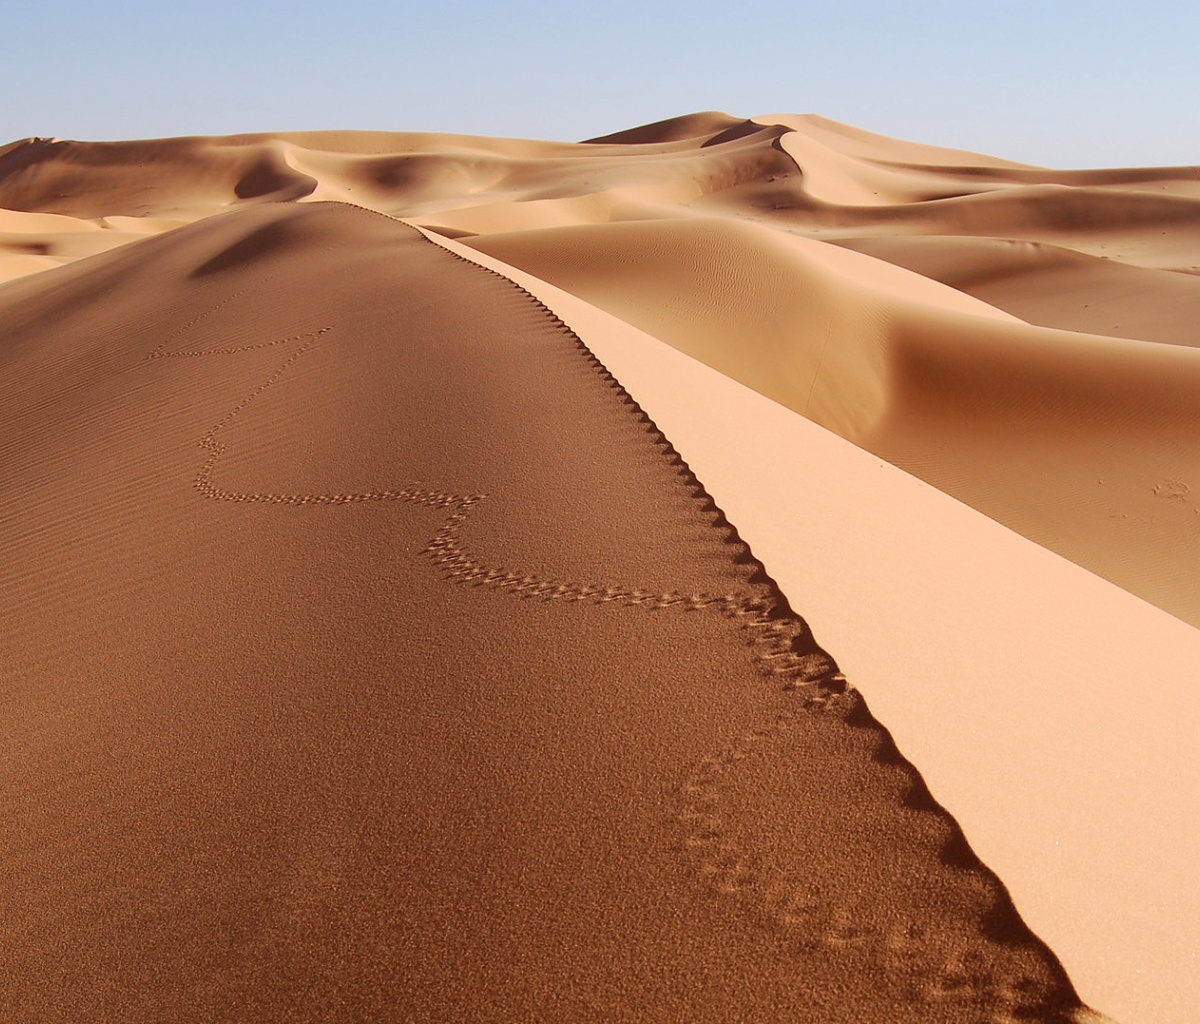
top-left (3, 112), bottom-right (1199, 1021)
top-left (464, 206), bottom-right (1200, 631)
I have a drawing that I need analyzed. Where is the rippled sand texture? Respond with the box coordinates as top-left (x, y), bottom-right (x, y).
top-left (2, 113), bottom-right (1198, 1023)
top-left (1, 203), bottom-right (1082, 1022)
top-left (4, 115), bottom-right (1199, 625)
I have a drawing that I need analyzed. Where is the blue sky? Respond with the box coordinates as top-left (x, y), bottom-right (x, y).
top-left (2, 0), bottom-right (1196, 168)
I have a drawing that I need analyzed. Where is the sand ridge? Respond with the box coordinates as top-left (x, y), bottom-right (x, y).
top-left (456, 232), bottom-right (1198, 1024)
top-left (153, 206), bottom-right (844, 695)
top-left (3, 112), bottom-right (1199, 1021)
top-left (0, 200), bottom-right (1088, 1021)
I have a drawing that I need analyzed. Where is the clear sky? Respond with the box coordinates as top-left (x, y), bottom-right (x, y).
top-left (2, 0), bottom-right (1196, 168)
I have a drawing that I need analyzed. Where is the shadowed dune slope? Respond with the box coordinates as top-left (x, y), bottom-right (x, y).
top-left (832, 235), bottom-right (1200, 348)
top-left (0, 120), bottom-right (794, 228)
top-left (465, 235), bottom-right (1200, 1024)
top-left (581, 110), bottom-right (753, 145)
top-left (0, 201), bottom-right (1084, 1022)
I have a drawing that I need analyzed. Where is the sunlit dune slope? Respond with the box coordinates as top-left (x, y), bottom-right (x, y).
top-left (466, 234), bottom-right (1200, 1024)
top-left (0, 118), bottom-right (794, 226)
top-left (3, 113), bottom-right (1199, 613)
top-left (4, 109), bottom-right (1200, 1023)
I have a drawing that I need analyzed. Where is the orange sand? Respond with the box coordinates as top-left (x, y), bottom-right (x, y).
top-left (2, 113), bottom-right (1198, 1023)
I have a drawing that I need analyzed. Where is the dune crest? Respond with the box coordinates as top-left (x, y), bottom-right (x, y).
top-left (3, 112), bottom-right (1199, 1023)
top-left (1, 200), bottom-right (1089, 1023)
top-left (7, 111), bottom-right (1196, 624)
top-left (447, 232), bottom-right (1199, 1024)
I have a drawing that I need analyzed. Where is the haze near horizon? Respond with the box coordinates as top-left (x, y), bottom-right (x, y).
top-left (3, 0), bottom-right (1197, 169)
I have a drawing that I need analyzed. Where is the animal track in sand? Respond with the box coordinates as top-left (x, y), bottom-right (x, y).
top-left (146, 216), bottom-right (847, 698)
top-left (145, 208), bottom-right (1082, 1021)
top-left (1152, 478), bottom-right (1192, 501)
top-left (147, 276), bottom-right (280, 359)
top-left (678, 705), bottom-right (1071, 1022)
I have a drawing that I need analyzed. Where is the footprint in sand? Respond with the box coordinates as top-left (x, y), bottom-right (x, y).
top-left (1153, 478), bottom-right (1191, 501)
top-left (677, 699), bottom-right (1077, 1022)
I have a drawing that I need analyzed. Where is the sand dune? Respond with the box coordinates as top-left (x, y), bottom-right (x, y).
top-left (832, 235), bottom-right (1200, 348)
top-left (9, 113), bottom-right (1195, 622)
top-left (1, 200), bottom-right (1079, 1023)
top-left (467, 216), bottom-right (1200, 626)
top-left (457, 237), bottom-right (1199, 1024)
top-left (3, 112), bottom-right (1199, 1022)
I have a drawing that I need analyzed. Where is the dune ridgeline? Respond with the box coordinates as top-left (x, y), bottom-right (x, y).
top-left (2, 112), bottom-right (1197, 1024)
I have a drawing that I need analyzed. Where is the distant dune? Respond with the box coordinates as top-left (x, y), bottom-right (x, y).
top-left (2, 113), bottom-right (1197, 1024)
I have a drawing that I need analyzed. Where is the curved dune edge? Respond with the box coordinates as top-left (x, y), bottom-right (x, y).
top-left (3, 110), bottom-right (1199, 1020)
top-left (165, 204), bottom-right (846, 700)
top-left (6, 118), bottom-right (1200, 636)
top-left (463, 206), bottom-right (1200, 634)
top-left (1, 201), bottom-right (1089, 1022)
top-left (428, 228), bottom-right (1200, 1024)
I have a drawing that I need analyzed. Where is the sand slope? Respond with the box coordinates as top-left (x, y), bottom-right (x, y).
top-left (4, 112), bottom-right (1200, 1022)
top-left (0, 201), bottom-right (1084, 1022)
top-left (459, 238), bottom-right (1199, 1024)
top-left (467, 216), bottom-right (1200, 626)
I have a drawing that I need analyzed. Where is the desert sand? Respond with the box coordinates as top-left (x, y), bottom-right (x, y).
top-left (1, 113), bottom-right (1197, 1023)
